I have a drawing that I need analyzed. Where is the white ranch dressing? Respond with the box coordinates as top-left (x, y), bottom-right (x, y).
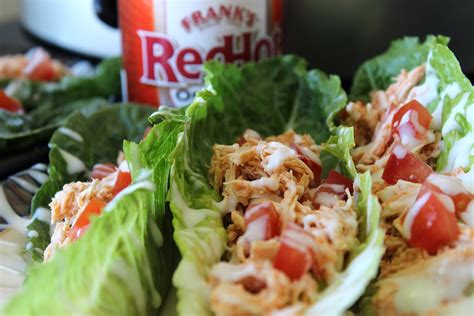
top-left (456, 168), bottom-right (474, 194)
top-left (26, 230), bottom-right (39, 238)
top-left (444, 131), bottom-right (474, 171)
top-left (148, 221), bottom-right (163, 248)
top-left (9, 176), bottom-right (39, 194)
top-left (0, 187), bottom-right (31, 234)
top-left (427, 174), bottom-right (468, 196)
top-left (431, 82), bottom-right (462, 130)
top-left (443, 101), bottom-right (474, 172)
top-left (58, 127), bottom-right (83, 143)
top-left (442, 92), bottom-right (471, 135)
top-left (249, 177), bottom-right (279, 191)
top-left (58, 149), bottom-right (87, 175)
top-left (168, 178), bottom-right (218, 228)
top-left (105, 180), bottom-right (155, 212)
top-left (25, 169), bottom-right (48, 184)
top-left (241, 215), bottom-right (267, 243)
top-left (32, 207), bottom-right (51, 223)
top-left (392, 144), bottom-right (407, 159)
top-left (31, 163), bottom-right (47, 171)
top-left (402, 192), bottom-right (431, 239)
top-left (257, 142), bottom-right (297, 173)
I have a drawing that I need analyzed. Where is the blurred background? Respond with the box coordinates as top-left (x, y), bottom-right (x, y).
top-left (1, 0), bottom-right (473, 85)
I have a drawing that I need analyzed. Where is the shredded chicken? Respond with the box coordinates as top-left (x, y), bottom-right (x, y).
top-left (208, 130), bottom-right (358, 314)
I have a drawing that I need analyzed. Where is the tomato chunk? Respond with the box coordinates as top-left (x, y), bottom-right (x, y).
top-left (22, 48), bottom-right (55, 81)
top-left (70, 198), bottom-right (106, 239)
top-left (312, 170), bottom-right (353, 208)
top-left (244, 202), bottom-right (280, 240)
top-left (382, 144), bottom-right (432, 185)
top-left (291, 143), bottom-right (322, 186)
top-left (112, 170), bottom-right (132, 196)
top-left (392, 100), bottom-right (432, 140)
top-left (0, 90), bottom-right (23, 113)
top-left (273, 223), bottom-right (314, 280)
top-left (325, 170), bottom-right (353, 193)
top-left (74, 198), bottom-right (106, 229)
top-left (91, 163), bottom-right (117, 180)
top-left (402, 188), bottom-right (459, 254)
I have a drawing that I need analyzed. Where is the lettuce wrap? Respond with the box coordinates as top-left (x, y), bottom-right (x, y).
top-left (2, 104), bottom-right (179, 315)
top-left (148, 56), bottom-right (384, 315)
top-left (0, 58), bottom-right (122, 154)
top-left (338, 36), bottom-right (474, 315)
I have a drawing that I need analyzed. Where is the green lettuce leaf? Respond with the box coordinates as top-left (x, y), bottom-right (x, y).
top-left (437, 91), bottom-right (474, 172)
top-left (0, 58), bottom-right (122, 155)
top-left (4, 172), bottom-right (165, 315)
top-left (322, 126), bottom-right (357, 178)
top-left (28, 104), bottom-right (153, 260)
top-left (155, 56), bottom-right (380, 315)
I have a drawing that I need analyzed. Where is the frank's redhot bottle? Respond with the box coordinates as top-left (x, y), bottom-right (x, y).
top-left (119, 0), bottom-right (283, 107)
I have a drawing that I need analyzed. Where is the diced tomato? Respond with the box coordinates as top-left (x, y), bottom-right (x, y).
top-left (404, 188), bottom-right (460, 254)
top-left (91, 163), bottom-right (117, 180)
top-left (0, 90), bottom-right (23, 113)
top-left (273, 223), bottom-right (314, 280)
top-left (22, 48), bottom-right (55, 81)
top-left (299, 155), bottom-right (322, 186)
top-left (392, 100), bottom-right (432, 139)
top-left (112, 170), bottom-right (132, 196)
top-left (312, 170), bottom-right (353, 209)
top-left (244, 202), bottom-right (280, 240)
top-left (74, 198), bottom-right (106, 228)
top-left (290, 143), bottom-right (322, 186)
top-left (70, 198), bottom-right (106, 240)
top-left (382, 144), bottom-right (432, 185)
top-left (325, 170), bottom-right (353, 193)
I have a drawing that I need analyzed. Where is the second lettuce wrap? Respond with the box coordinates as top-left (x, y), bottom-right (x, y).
top-left (151, 56), bottom-right (385, 315)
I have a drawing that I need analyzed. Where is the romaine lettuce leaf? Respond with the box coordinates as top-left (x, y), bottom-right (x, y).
top-left (322, 126), bottom-right (358, 178)
top-left (0, 58), bottom-right (122, 155)
top-left (154, 56), bottom-right (381, 315)
top-left (28, 104), bottom-right (153, 260)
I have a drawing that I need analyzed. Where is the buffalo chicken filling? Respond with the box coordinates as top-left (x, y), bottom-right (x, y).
top-left (208, 130), bottom-right (358, 315)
